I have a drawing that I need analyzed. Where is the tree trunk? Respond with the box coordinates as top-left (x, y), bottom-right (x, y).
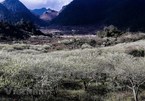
top-left (132, 87), bottom-right (139, 101)
top-left (83, 81), bottom-right (88, 90)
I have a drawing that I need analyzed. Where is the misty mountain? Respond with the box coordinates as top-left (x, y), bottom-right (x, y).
top-left (52, 0), bottom-right (145, 31)
top-left (31, 8), bottom-right (48, 16)
top-left (32, 8), bottom-right (58, 21)
top-left (0, 0), bottom-right (47, 26)
top-left (40, 8), bottom-right (58, 21)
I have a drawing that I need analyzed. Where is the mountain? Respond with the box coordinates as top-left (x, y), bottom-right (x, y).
top-left (1, 0), bottom-right (47, 26)
top-left (52, 0), bottom-right (145, 31)
top-left (40, 8), bottom-right (58, 21)
top-left (3, 0), bottom-right (29, 13)
top-left (31, 8), bottom-right (48, 16)
top-left (0, 3), bottom-right (12, 21)
top-left (32, 8), bottom-right (58, 21)
top-left (59, 5), bottom-right (67, 14)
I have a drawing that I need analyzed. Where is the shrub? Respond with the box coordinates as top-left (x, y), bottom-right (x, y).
top-left (15, 19), bottom-right (45, 36)
top-left (89, 39), bottom-right (97, 47)
top-left (1, 41), bottom-right (145, 100)
top-left (117, 32), bottom-right (145, 43)
top-left (126, 47), bottom-right (145, 57)
top-left (0, 21), bottom-right (30, 40)
top-left (81, 43), bottom-right (92, 49)
top-left (128, 49), bottom-right (144, 57)
top-left (60, 80), bottom-right (83, 90)
top-left (87, 84), bottom-right (109, 96)
top-left (97, 25), bottom-right (123, 38)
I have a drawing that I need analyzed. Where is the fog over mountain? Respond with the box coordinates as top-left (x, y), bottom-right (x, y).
top-left (0, 0), bottom-right (73, 10)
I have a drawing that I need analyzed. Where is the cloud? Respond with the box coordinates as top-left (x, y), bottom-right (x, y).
top-left (0, 0), bottom-right (73, 10)
top-left (22, 0), bottom-right (73, 10)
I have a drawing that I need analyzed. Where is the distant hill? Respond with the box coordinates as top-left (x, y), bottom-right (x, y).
top-left (0, 0), bottom-right (49, 40)
top-left (32, 8), bottom-right (58, 22)
top-left (31, 8), bottom-right (48, 16)
top-left (52, 0), bottom-right (145, 31)
top-left (0, 0), bottom-right (48, 26)
top-left (40, 8), bottom-right (58, 21)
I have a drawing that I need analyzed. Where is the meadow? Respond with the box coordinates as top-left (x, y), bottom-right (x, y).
top-left (0, 39), bottom-right (145, 101)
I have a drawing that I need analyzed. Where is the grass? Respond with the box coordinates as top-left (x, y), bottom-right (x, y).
top-left (1, 40), bottom-right (145, 100)
top-left (0, 40), bottom-right (145, 79)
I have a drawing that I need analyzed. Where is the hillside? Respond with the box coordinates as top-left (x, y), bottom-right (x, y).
top-left (40, 9), bottom-right (58, 21)
top-left (31, 8), bottom-right (48, 16)
top-left (52, 0), bottom-right (145, 31)
top-left (0, 0), bottom-right (47, 26)
top-left (0, 22), bottom-right (30, 40)
top-left (1, 38), bottom-right (145, 100)
top-left (32, 8), bottom-right (58, 21)
top-left (0, 20), bottom-right (46, 40)
top-left (0, 3), bottom-right (12, 21)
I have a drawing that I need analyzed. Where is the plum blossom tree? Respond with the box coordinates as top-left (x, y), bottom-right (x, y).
top-left (114, 57), bottom-right (145, 101)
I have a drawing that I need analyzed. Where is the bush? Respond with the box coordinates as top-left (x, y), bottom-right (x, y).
top-left (87, 84), bottom-right (109, 96)
top-left (128, 49), bottom-right (145, 57)
top-left (60, 80), bottom-right (83, 90)
top-left (97, 25), bottom-right (123, 38)
top-left (126, 47), bottom-right (145, 57)
top-left (0, 21), bottom-right (30, 40)
top-left (117, 32), bottom-right (145, 43)
top-left (15, 19), bottom-right (45, 36)
top-left (89, 39), bottom-right (97, 47)
top-left (81, 43), bottom-right (92, 49)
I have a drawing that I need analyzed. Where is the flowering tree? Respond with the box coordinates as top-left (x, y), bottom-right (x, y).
top-left (114, 57), bottom-right (145, 101)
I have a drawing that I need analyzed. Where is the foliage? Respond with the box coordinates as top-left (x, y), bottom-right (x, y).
top-left (15, 19), bottom-right (45, 36)
top-left (0, 20), bottom-right (46, 41)
top-left (97, 25), bottom-right (123, 38)
top-left (113, 57), bottom-right (145, 101)
top-left (127, 48), bottom-right (145, 57)
top-left (0, 21), bottom-right (30, 40)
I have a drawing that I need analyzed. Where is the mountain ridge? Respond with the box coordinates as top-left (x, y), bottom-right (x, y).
top-left (31, 8), bottom-right (48, 16)
top-left (32, 8), bottom-right (58, 21)
top-left (52, 0), bottom-right (145, 31)
top-left (0, 0), bottom-right (48, 26)
top-left (40, 8), bottom-right (58, 21)
top-left (0, 3), bottom-right (12, 21)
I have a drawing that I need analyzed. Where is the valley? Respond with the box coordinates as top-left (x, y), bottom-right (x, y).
top-left (1, 36), bottom-right (145, 101)
top-left (0, 0), bottom-right (145, 101)
top-left (0, 25), bottom-right (145, 101)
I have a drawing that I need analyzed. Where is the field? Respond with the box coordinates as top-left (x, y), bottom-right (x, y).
top-left (1, 0), bottom-right (145, 100)
top-left (0, 25), bottom-right (145, 101)
top-left (1, 35), bottom-right (145, 101)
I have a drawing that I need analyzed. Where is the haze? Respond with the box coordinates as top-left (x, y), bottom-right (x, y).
top-left (0, 0), bottom-right (73, 10)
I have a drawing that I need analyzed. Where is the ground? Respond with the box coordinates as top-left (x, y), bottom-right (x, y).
top-left (1, 31), bottom-right (145, 101)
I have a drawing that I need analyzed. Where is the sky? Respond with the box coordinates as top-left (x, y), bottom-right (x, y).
top-left (0, 0), bottom-right (73, 10)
